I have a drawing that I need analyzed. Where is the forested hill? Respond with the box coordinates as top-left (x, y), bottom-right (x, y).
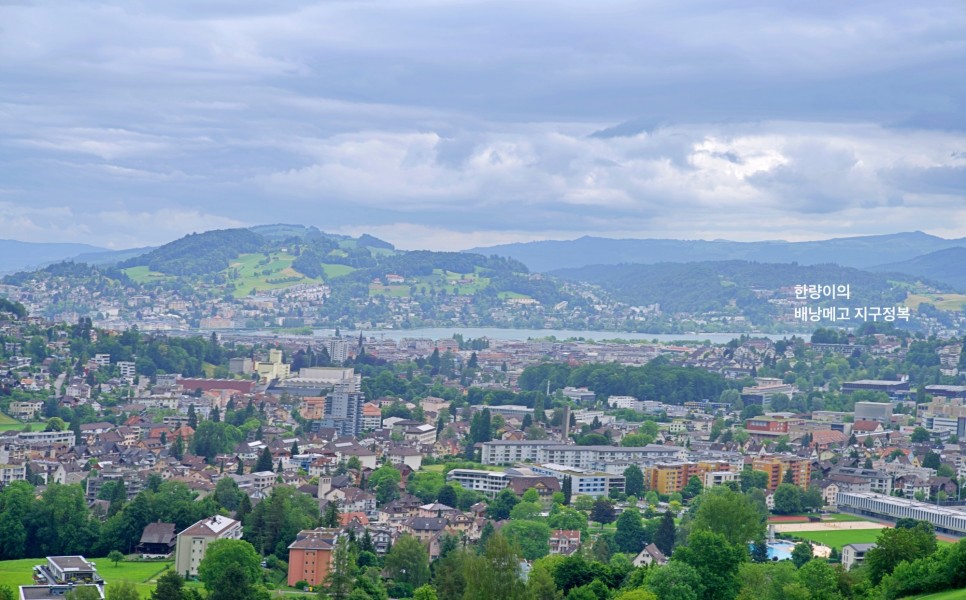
top-left (118, 229), bottom-right (265, 275)
top-left (552, 261), bottom-right (923, 317)
top-left (868, 247), bottom-right (966, 291)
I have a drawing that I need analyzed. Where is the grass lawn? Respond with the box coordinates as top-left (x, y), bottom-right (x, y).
top-left (823, 513), bottom-right (875, 522)
top-left (784, 529), bottom-right (884, 550)
top-left (787, 529), bottom-right (953, 551)
top-left (0, 557), bottom-right (173, 598)
top-left (122, 266), bottom-right (172, 284)
top-left (0, 412), bottom-right (18, 425)
top-left (0, 422), bottom-right (43, 432)
top-left (320, 263), bottom-right (355, 278)
top-left (903, 589), bottom-right (966, 600)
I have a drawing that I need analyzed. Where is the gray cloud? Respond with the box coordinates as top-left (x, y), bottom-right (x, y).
top-left (0, 0), bottom-right (963, 249)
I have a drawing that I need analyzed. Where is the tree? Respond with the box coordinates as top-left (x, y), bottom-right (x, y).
top-left (197, 539), bottom-right (261, 600)
top-left (150, 570), bottom-right (185, 600)
top-left (655, 510), bottom-right (676, 556)
top-left (65, 588), bottom-right (102, 600)
top-left (866, 521), bottom-right (937, 584)
top-left (325, 536), bottom-right (357, 600)
top-left (795, 560), bottom-right (842, 600)
top-left (614, 507), bottom-right (645, 554)
top-left (437, 485), bottom-right (458, 508)
top-left (791, 542), bottom-right (813, 568)
top-left (802, 486), bottom-right (824, 512)
top-left (486, 489), bottom-right (520, 520)
top-left (911, 427), bottom-right (931, 443)
top-left (646, 561), bottom-right (704, 600)
top-left (171, 434), bottom-right (185, 461)
top-left (106, 580), bottom-right (140, 600)
top-left (772, 484), bottom-right (802, 515)
top-left (672, 530), bottom-right (746, 600)
top-left (462, 532), bottom-right (527, 600)
top-left (923, 451), bottom-right (941, 470)
top-left (214, 477), bottom-right (244, 512)
top-left (510, 501), bottom-right (543, 521)
top-left (691, 486), bottom-right (765, 546)
top-left (384, 534), bottom-right (430, 589)
top-left (322, 500), bottom-right (341, 528)
top-left (739, 470), bottom-right (768, 492)
top-left (682, 476), bottom-right (703, 500)
top-left (562, 476), bottom-right (572, 505)
top-left (0, 585), bottom-right (14, 600)
top-left (291, 440), bottom-right (300, 456)
top-left (502, 520), bottom-right (551, 560)
top-left (413, 585), bottom-right (438, 600)
top-left (614, 590), bottom-right (658, 600)
top-left (624, 465), bottom-right (645, 497)
top-left (590, 498), bottom-right (616, 525)
top-left (527, 562), bottom-right (560, 600)
top-left (108, 550), bottom-right (124, 567)
top-left (253, 447), bottom-right (273, 473)
top-left (187, 405), bottom-right (197, 430)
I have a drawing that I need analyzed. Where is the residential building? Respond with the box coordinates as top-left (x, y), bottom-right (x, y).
top-left (549, 530), bottom-right (581, 556)
top-left (287, 528), bottom-right (343, 587)
top-left (842, 543), bottom-right (876, 570)
top-left (174, 515), bottom-right (243, 577)
top-left (751, 455), bottom-right (812, 490)
top-left (529, 464), bottom-right (625, 498)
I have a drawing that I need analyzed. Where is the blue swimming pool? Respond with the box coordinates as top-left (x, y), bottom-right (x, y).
top-left (749, 540), bottom-right (796, 560)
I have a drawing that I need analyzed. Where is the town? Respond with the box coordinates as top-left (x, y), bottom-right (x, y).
top-left (0, 295), bottom-right (965, 600)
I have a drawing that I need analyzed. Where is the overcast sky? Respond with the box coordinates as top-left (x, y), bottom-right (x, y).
top-left (1, 0), bottom-right (964, 250)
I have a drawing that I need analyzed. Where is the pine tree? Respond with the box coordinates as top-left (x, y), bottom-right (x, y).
top-left (171, 434), bottom-right (185, 460)
top-left (254, 447), bottom-right (273, 472)
top-left (187, 404), bottom-right (197, 429)
top-left (211, 407), bottom-right (220, 423)
top-left (291, 440), bottom-right (300, 455)
top-left (236, 460), bottom-right (245, 475)
top-left (237, 493), bottom-right (252, 521)
top-left (360, 529), bottom-right (375, 554)
top-left (655, 510), bottom-right (676, 556)
top-left (562, 476), bottom-right (572, 505)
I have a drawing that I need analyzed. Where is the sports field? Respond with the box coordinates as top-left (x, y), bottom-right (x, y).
top-left (784, 528), bottom-right (884, 550)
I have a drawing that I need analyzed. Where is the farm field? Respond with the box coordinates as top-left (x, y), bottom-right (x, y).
top-left (906, 293), bottom-right (966, 312)
top-left (228, 252), bottom-right (325, 298)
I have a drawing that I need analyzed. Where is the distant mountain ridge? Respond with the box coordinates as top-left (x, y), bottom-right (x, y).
top-left (868, 247), bottom-right (966, 291)
top-left (466, 232), bottom-right (966, 272)
top-left (0, 239), bottom-right (107, 274)
top-left (551, 260), bottom-right (923, 324)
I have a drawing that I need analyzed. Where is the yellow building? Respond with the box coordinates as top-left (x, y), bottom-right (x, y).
top-left (751, 455), bottom-right (811, 491)
top-left (646, 460), bottom-right (731, 495)
top-left (255, 348), bottom-right (291, 384)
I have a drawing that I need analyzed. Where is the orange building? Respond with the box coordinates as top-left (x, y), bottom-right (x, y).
top-left (286, 528), bottom-right (343, 587)
top-left (751, 455), bottom-right (811, 491)
top-left (646, 461), bottom-right (731, 495)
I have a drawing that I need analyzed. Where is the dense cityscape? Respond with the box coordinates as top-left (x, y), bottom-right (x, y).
top-left (1, 291), bottom-right (966, 599)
